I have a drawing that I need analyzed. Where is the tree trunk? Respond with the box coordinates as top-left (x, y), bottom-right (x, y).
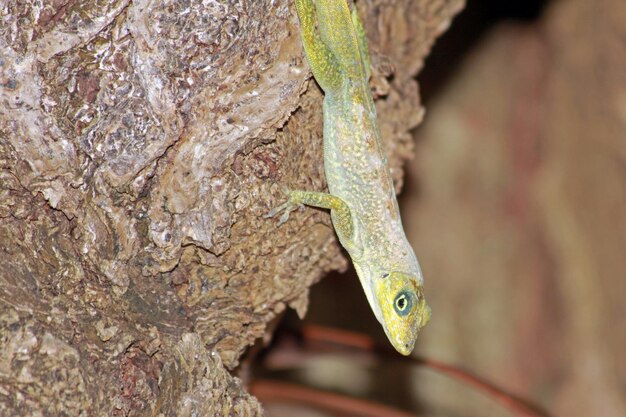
top-left (0, 1), bottom-right (462, 415)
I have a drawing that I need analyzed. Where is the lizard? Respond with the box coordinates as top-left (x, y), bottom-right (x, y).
top-left (268, 0), bottom-right (431, 355)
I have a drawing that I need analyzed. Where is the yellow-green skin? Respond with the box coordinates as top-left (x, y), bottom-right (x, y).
top-left (271, 0), bottom-right (431, 355)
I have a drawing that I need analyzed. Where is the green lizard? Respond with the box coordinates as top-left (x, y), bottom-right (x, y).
top-left (268, 0), bottom-right (431, 355)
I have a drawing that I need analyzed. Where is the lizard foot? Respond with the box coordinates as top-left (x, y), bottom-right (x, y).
top-left (264, 189), bottom-right (301, 225)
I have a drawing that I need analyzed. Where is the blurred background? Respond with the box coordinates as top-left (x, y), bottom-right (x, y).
top-left (256, 0), bottom-right (626, 415)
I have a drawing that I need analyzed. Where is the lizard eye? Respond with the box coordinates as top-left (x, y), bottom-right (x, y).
top-left (393, 290), bottom-right (413, 316)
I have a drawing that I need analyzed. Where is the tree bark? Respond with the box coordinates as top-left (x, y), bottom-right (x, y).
top-left (0, 0), bottom-right (462, 415)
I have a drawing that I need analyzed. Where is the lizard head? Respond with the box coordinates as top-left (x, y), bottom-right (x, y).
top-left (374, 271), bottom-right (431, 355)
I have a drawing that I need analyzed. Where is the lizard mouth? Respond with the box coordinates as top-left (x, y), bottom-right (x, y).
top-left (392, 336), bottom-right (414, 356)
top-left (384, 328), bottom-right (415, 356)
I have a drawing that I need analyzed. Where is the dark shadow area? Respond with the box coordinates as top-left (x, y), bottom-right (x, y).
top-left (419, 0), bottom-right (549, 104)
top-left (403, 0), bottom-right (549, 214)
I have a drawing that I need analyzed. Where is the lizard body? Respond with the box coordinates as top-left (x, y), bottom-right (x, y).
top-left (269, 0), bottom-right (431, 355)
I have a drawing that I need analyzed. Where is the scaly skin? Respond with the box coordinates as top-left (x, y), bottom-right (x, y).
top-left (269, 0), bottom-right (431, 355)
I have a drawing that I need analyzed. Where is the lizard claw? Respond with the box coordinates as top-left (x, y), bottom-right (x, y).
top-left (264, 200), bottom-right (288, 219)
top-left (264, 188), bottom-right (299, 225)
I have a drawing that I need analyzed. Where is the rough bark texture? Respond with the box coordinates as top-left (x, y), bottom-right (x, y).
top-left (0, 0), bottom-right (462, 415)
top-left (404, 0), bottom-right (626, 415)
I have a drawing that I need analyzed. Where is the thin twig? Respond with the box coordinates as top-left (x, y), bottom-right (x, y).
top-left (250, 379), bottom-right (420, 417)
top-left (259, 324), bottom-right (553, 417)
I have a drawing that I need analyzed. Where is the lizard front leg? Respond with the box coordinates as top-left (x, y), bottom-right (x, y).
top-left (266, 189), bottom-right (358, 254)
top-left (350, 5), bottom-right (372, 82)
top-left (294, 0), bottom-right (343, 93)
